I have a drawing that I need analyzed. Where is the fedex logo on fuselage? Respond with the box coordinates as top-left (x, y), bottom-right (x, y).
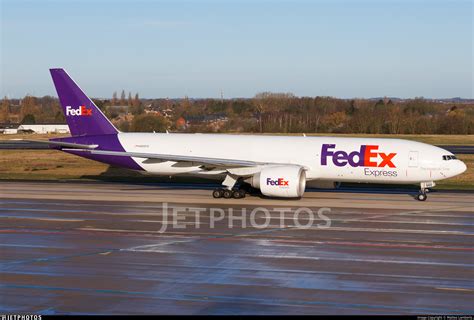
top-left (66, 105), bottom-right (92, 116)
top-left (267, 178), bottom-right (289, 186)
top-left (321, 144), bottom-right (396, 168)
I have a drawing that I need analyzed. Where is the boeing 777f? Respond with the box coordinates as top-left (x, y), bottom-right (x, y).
top-left (24, 69), bottom-right (467, 201)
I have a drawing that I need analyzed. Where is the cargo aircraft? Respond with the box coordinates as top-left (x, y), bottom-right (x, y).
top-left (22, 69), bottom-right (467, 201)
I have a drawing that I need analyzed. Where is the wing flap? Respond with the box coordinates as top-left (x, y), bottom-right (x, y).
top-left (62, 148), bottom-right (262, 167)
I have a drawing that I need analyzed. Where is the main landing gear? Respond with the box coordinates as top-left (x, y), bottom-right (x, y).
top-left (212, 174), bottom-right (246, 199)
top-left (212, 188), bottom-right (246, 199)
top-left (416, 181), bottom-right (435, 201)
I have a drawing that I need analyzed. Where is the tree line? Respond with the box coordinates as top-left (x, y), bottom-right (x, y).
top-left (168, 93), bottom-right (474, 134)
top-left (1, 93), bottom-right (473, 134)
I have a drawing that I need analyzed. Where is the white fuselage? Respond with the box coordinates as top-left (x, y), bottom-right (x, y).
top-left (117, 133), bottom-right (467, 184)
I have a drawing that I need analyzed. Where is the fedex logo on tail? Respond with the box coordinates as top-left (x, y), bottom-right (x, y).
top-left (66, 105), bottom-right (92, 116)
top-left (321, 144), bottom-right (396, 168)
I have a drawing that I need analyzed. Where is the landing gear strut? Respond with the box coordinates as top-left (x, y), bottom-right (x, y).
top-left (416, 182), bottom-right (435, 201)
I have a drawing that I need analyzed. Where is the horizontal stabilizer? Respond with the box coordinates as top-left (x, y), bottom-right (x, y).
top-left (11, 139), bottom-right (98, 149)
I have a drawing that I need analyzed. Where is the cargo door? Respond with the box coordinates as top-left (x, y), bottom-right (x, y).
top-left (408, 151), bottom-right (419, 168)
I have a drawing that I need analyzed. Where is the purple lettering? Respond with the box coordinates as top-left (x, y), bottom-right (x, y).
top-left (333, 150), bottom-right (348, 166)
top-left (321, 144), bottom-right (335, 166)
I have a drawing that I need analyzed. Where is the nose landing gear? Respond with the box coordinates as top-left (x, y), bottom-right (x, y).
top-left (416, 192), bottom-right (427, 201)
top-left (416, 181), bottom-right (435, 201)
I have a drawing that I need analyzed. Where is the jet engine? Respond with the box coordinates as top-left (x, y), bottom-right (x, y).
top-left (245, 166), bottom-right (306, 198)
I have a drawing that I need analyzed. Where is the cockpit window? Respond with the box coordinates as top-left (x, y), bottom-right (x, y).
top-left (443, 155), bottom-right (457, 160)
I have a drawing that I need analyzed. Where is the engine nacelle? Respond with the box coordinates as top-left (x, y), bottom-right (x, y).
top-left (246, 166), bottom-right (306, 198)
top-left (306, 181), bottom-right (341, 189)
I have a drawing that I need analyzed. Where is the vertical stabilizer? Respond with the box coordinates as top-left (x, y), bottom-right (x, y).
top-left (50, 68), bottom-right (118, 136)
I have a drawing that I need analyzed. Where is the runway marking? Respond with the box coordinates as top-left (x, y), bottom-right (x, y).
top-left (8, 227), bottom-right (470, 253)
top-left (292, 225), bottom-right (473, 235)
top-left (0, 216), bottom-right (84, 222)
top-left (436, 287), bottom-right (473, 292)
top-left (2, 193), bottom-right (473, 211)
top-left (122, 247), bottom-right (473, 267)
top-left (3, 264), bottom-right (471, 283)
top-left (77, 227), bottom-right (231, 237)
top-left (130, 219), bottom-right (209, 225)
top-left (1, 283), bottom-right (471, 314)
top-left (4, 268), bottom-right (469, 299)
top-left (0, 244), bottom-right (58, 248)
top-left (72, 223), bottom-right (474, 237)
top-left (0, 207), bottom-right (96, 213)
top-left (335, 205), bottom-right (473, 225)
top-left (1, 200), bottom-right (473, 219)
top-left (262, 239), bottom-right (474, 251)
top-left (0, 248), bottom-right (121, 270)
top-left (126, 240), bottom-right (195, 251)
top-left (1, 208), bottom-right (472, 228)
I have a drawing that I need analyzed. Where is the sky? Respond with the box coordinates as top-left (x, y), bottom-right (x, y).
top-left (0, 0), bottom-right (472, 99)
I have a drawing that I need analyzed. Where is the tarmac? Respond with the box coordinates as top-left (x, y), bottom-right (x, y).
top-left (0, 181), bottom-right (473, 314)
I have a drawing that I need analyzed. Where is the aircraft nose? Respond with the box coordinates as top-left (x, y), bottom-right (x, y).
top-left (457, 160), bottom-right (467, 175)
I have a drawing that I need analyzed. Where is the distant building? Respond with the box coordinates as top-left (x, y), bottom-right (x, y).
top-left (161, 108), bottom-right (174, 118)
top-left (0, 123), bottom-right (19, 134)
top-left (144, 109), bottom-right (162, 116)
top-left (17, 124), bottom-right (70, 134)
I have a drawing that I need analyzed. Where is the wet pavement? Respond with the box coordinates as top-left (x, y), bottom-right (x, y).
top-left (0, 181), bottom-right (473, 314)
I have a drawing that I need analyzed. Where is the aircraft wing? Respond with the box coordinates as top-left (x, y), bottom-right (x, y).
top-left (62, 148), bottom-right (303, 170)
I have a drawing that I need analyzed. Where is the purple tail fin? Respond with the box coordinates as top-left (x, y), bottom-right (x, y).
top-left (50, 68), bottom-right (118, 136)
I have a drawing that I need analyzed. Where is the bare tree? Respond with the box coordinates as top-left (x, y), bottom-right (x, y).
top-left (128, 92), bottom-right (132, 107)
top-left (112, 91), bottom-right (118, 105)
top-left (120, 90), bottom-right (126, 106)
top-left (133, 93), bottom-right (140, 108)
top-left (0, 96), bottom-right (9, 123)
top-left (20, 95), bottom-right (38, 121)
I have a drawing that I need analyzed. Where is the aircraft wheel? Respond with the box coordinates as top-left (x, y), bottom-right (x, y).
top-left (233, 189), bottom-right (246, 199)
top-left (223, 189), bottom-right (233, 199)
top-left (416, 193), bottom-right (427, 201)
top-left (212, 189), bottom-right (224, 198)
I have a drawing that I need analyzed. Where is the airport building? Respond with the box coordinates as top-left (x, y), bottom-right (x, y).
top-left (0, 123), bottom-right (70, 134)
